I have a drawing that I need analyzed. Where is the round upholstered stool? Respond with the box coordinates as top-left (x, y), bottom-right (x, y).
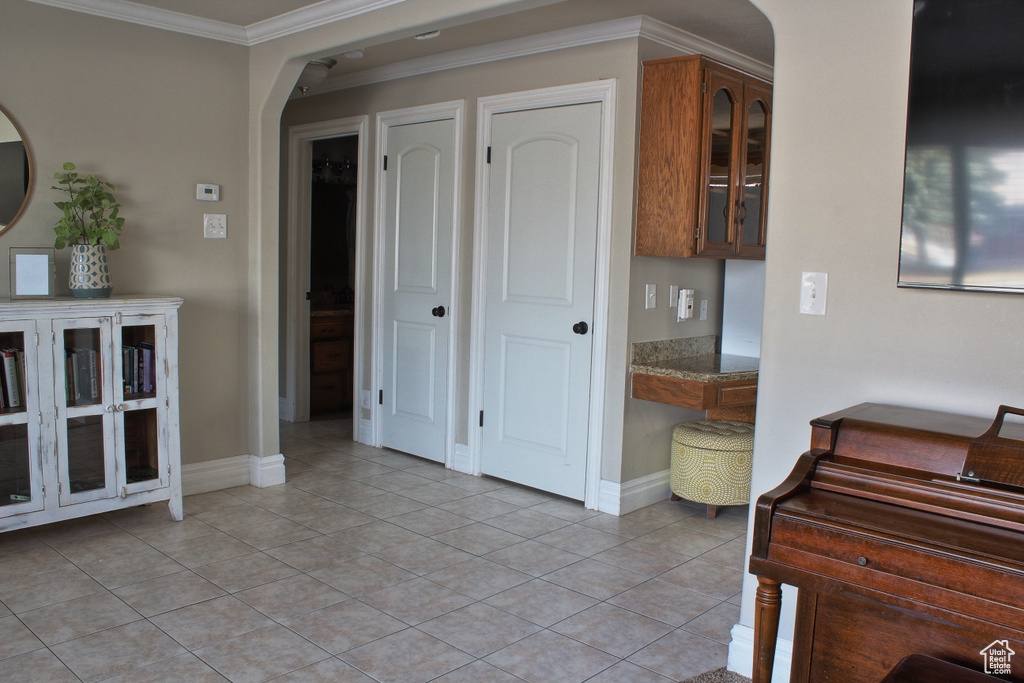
top-left (670, 419), bottom-right (754, 518)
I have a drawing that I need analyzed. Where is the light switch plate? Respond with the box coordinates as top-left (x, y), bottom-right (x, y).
top-left (204, 213), bottom-right (227, 239)
top-left (800, 272), bottom-right (827, 315)
top-left (645, 283), bottom-right (657, 309)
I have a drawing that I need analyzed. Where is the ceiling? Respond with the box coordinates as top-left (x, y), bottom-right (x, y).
top-left (29, 0), bottom-right (774, 88)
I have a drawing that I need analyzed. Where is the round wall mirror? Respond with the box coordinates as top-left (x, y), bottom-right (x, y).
top-left (0, 105), bottom-right (31, 233)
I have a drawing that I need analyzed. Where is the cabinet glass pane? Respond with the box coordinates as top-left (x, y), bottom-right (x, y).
top-left (0, 331), bottom-right (26, 415)
top-left (122, 325), bottom-right (157, 399)
top-left (124, 409), bottom-right (159, 484)
top-left (67, 415), bottom-right (106, 493)
top-left (0, 424), bottom-right (31, 506)
top-left (742, 100), bottom-right (768, 247)
top-left (64, 328), bottom-right (103, 407)
top-left (707, 88), bottom-right (735, 244)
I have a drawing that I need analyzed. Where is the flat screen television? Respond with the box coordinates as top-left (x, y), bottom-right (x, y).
top-left (899, 0), bottom-right (1024, 293)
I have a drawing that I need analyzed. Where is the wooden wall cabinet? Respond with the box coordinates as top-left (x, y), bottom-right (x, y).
top-left (0, 297), bottom-right (182, 532)
top-left (636, 54), bottom-right (772, 259)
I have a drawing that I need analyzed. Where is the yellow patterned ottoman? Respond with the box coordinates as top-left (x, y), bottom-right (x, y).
top-left (670, 420), bottom-right (754, 519)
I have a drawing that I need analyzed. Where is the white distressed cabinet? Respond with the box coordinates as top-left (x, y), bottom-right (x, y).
top-left (0, 297), bottom-right (183, 532)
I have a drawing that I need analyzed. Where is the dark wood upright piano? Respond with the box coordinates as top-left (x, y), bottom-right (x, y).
top-left (749, 403), bottom-right (1024, 683)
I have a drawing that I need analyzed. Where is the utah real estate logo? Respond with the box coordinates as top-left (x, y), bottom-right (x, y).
top-left (980, 640), bottom-right (1015, 676)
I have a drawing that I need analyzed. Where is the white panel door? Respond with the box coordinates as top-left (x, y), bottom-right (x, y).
top-left (380, 118), bottom-right (455, 462)
top-left (480, 102), bottom-right (602, 499)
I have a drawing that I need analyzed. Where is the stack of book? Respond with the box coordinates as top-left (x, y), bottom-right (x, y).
top-left (0, 348), bottom-right (25, 412)
top-left (65, 347), bottom-right (99, 405)
top-left (122, 342), bottom-right (155, 396)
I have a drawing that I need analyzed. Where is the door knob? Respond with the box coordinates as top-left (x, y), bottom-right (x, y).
top-left (572, 321), bottom-right (589, 335)
top-left (432, 306), bottom-right (446, 318)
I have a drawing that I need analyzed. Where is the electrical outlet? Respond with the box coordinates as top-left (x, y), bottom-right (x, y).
top-left (360, 390), bottom-right (371, 409)
top-left (203, 213), bottom-right (227, 239)
top-left (668, 285), bottom-right (679, 308)
top-left (699, 299), bottom-right (708, 321)
top-left (644, 283), bottom-right (657, 309)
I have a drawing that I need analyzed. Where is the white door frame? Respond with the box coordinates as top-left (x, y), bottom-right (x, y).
top-left (372, 100), bottom-right (465, 465)
top-left (468, 80), bottom-right (616, 508)
top-left (282, 115), bottom-right (368, 438)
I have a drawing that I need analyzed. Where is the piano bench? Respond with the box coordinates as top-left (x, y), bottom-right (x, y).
top-left (881, 654), bottom-right (997, 683)
top-left (669, 420), bottom-right (753, 519)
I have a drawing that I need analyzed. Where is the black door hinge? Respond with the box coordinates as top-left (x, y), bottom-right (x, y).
top-left (379, 390), bottom-right (383, 405)
top-left (486, 146), bottom-right (491, 164)
top-left (479, 410), bottom-right (484, 427)
top-left (383, 155), bottom-right (388, 171)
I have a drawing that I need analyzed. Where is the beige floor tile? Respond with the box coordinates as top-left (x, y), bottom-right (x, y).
top-left (282, 599), bottom-right (407, 654)
top-left (529, 499), bottom-right (603, 523)
top-left (551, 603), bottom-right (674, 658)
top-left (542, 558), bottom-right (648, 600)
top-left (416, 602), bottom-right (540, 657)
top-left (308, 554), bottom-right (417, 597)
top-left (343, 493), bottom-right (427, 518)
top-left (102, 652), bottom-right (228, 682)
top-left (0, 529), bottom-right (48, 556)
top-left (533, 524), bottom-right (626, 557)
top-left (0, 647), bottom-right (80, 681)
top-left (0, 613), bottom-right (44, 660)
top-left (579, 510), bottom-right (674, 539)
top-left (50, 529), bottom-right (150, 566)
top-left (374, 537), bottom-right (475, 575)
top-left (192, 551), bottom-right (300, 593)
top-left (268, 656), bottom-right (378, 682)
top-left (149, 595), bottom-right (275, 650)
top-left (483, 508), bottom-right (573, 538)
top-left (182, 490), bottom-right (248, 516)
top-left (126, 516), bottom-right (220, 548)
top-left (423, 557), bottom-right (532, 600)
top-left (0, 544), bottom-right (75, 577)
top-left (264, 534), bottom-right (364, 572)
top-left (698, 538), bottom-right (748, 569)
top-left (484, 579), bottom-right (598, 627)
top-left (431, 659), bottom-right (526, 682)
top-left (590, 540), bottom-right (690, 578)
top-left (194, 624), bottom-right (330, 682)
top-left (361, 577), bottom-right (474, 625)
top-left (658, 558), bottom-right (745, 600)
top-left (673, 511), bottom-right (750, 539)
top-left (236, 574), bottom-right (347, 621)
top-left (402, 482), bottom-right (476, 506)
top-left (32, 515), bottom-right (120, 544)
top-left (484, 539), bottom-right (585, 576)
top-left (322, 460), bottom-right (394, 480)
top-left (158, 530), bottom-right (257, 569)
top-left (437, 494), bottom-right (521, 522)
top-left (218, 516), bottom-right (321, 551)
top-left (295, 481), bottom-right (386, 505)
top-left (287, 503), bottom-right (381, 534)
top-left (246, 488), bottom-right (337, 517)
top-left (0, 564), bottom-right (104, 614)
top-left (485, 630), bottom-right (619, 683)
top-left (681, 601), bottom-right (741, 644)
top-left (363, 450), bottom-right (429, 470)
top-left (340, 628), bottom-right (474, 683)
top-left (404, 462), bottom-right (464, 482)
top-left (79, 544), bottom-right (186, 589)
top-left (18, 590), bottom-right (141, 645)
top-left (484, 485), bottom-right (556, 507)
top-left (388, 507), bottom-right (473, 536)
top-left (0, 602), bottom-right (10, 618)
top-left (606, 579), bottom-right (722, 628)
top-left (329, 520), bottom-right (423, 553)
top-left (194, 503), bottom-right (290, 534)
top-left (443, 474), bottom-right (509, 494)
top-left (112, 569), bottom-right (226, 617)
top-left (632, 524), bottom-right (728, 557)
top-left (432, 522), bottom-right (525, 556)
top-left (585, 661), bottom-right (674, 682)
top-left (358, 470), bottom-right (435, 492)
top-left (50, 619), bottom-right (186, 682)
top-left (626, 628), bottom-right (729, 681)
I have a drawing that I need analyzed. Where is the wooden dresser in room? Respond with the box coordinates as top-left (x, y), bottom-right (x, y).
top-left (309, 311), bottom-right (353, 413)
top-left (749, 403), bottom-right (1024, 683)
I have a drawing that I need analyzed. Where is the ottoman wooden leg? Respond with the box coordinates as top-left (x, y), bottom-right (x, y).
top-left (670, 493), bottom-right (681, 501)
top-left (706, 504), bottom-right (719, 519)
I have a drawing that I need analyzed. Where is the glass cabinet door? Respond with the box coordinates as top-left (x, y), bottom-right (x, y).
top-left (117, 315), bottom-right (169, 495)
top-left (0, 321), bottom-right (43, 517)
top-left (738, 84), bottom-right (771, 257)
top-left (699, 69), bottom-right (744, 257)
top-left (53, 317), bottom-right (116, 506)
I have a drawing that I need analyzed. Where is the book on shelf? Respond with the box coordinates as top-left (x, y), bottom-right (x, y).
top-left (66, 347), bottom-right (99, 404)
top-left (140, 342), bottom-right (155, 393)
top-left (0, 348), bottom-right (23, 410)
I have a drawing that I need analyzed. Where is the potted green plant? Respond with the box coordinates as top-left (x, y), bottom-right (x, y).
top-left (51, 162), bottom-right (125, 298)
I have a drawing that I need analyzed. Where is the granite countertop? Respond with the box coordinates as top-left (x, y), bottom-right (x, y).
top-left (630, 336), bottom-right (759, 383)
top-left (311, 308), bottom-right (354, 317)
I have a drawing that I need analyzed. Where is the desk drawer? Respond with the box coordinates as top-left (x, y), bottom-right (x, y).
top-left (717, 383), bottom-right (756, 407)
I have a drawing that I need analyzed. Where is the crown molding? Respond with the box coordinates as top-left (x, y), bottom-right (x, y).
top-left (301, 14), bottom-right (772, 98)
top-left (25, 0), bottom-right (406, 46)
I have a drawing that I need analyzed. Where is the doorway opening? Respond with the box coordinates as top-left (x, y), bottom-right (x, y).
top-left (308, 136), bottom-right (357, 416)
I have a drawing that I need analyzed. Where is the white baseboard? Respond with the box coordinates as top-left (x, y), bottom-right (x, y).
top-left (278, 397), bottom-right (296, 422)
top-left (181, 455), bottom-right (252, 496)
top-left (358, 417), bottom-right (373, 445)
top-left (250, 453), bottom-right (286, 488)
top-left (596, 469), bottom-right (672, 516)
top-left (451, 443), bottom-right (473, 474)
top-left (729, 623), bottom-right (792, 682)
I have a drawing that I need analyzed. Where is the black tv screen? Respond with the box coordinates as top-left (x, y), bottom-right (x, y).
top-left (899, 0), bottom-right (1024, 292)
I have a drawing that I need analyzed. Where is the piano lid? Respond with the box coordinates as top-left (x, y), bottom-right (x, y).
top-left (961, 405), bottom-right (1024, 491)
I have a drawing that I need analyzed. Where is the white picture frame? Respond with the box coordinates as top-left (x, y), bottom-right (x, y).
top-left (10, 247), bottom-right (56, 299)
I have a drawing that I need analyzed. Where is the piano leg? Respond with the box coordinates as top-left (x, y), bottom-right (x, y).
top-left (753, 577), bottom-right (782, 683)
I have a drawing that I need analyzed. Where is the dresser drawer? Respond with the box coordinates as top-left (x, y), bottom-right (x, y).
top-left (312, 340), bottom-right (351, 372)
top-left (311, 316), bottom-right (353, 340)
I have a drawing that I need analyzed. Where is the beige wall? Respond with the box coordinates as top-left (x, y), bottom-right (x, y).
top-left (743, 0), bottom-right (1024, 649)
top-left (1, 1), bottom-right (251, 466)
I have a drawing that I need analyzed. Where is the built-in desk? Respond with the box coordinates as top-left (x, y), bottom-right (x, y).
top-left (630, 338), bottom-right (758, 422)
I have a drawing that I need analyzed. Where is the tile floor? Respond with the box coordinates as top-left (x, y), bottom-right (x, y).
top-left (0, 415), bottom-right (749, 682)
